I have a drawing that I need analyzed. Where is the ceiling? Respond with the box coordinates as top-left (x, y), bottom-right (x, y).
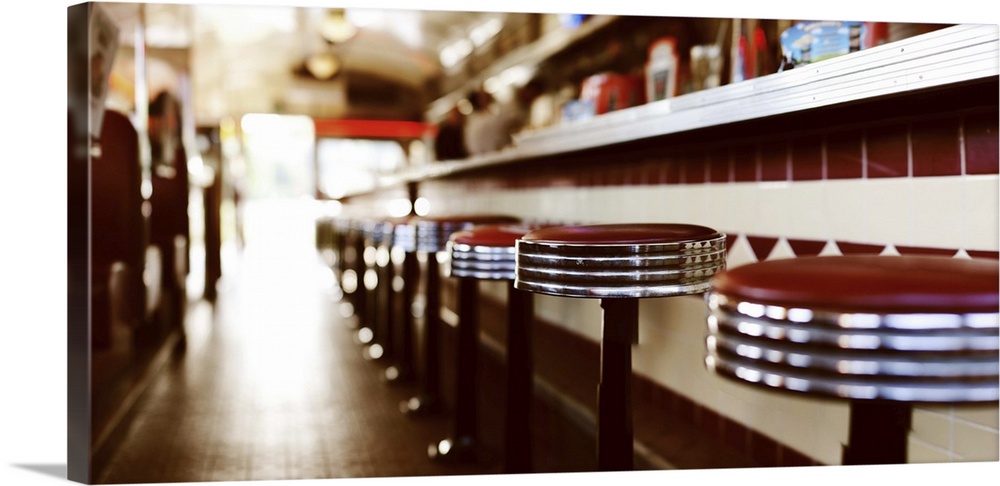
top-left (97, 2), bottom-right (506, 122)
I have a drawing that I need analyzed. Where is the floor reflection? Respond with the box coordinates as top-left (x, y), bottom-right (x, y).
top-left (98, 198), bottom-right (493, 483)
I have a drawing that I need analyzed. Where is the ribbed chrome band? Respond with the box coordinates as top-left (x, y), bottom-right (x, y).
top-left (448, 242), bottom-right (517, 280)
top-left (415, 221), bottom-right (483, 253)
top-left (393, 223), bottom-right (416, 253)
top-left (361, 220), bottom-right (393, 246)
top-left (515, 234), bottom-right (727, 298)
top-left (705, 292), bottom-right (1000, 403)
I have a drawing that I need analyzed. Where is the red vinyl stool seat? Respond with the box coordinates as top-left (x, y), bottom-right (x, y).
top-left (401, 215), bottom-right (519, 422)
top-left (515, 223), bottom-right (727, 471)
top-left (425, 224), bottom-right (544, 469)
top-left (705, 255), bottom-right (999, 465)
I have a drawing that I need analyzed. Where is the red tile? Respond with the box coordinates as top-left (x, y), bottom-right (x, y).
top-left (826, 130), bottom-right (863, 180)
top-left (639, 158), bottom-right (660, 185)
top-left (675, 393), bottom-right (696, 423)
top-left (791, 135), bottom-right (823, 181)
top-left (681, 153), bottom-right (707, 184)
top-left (837, 241), bottom-right (886, 255)
top-left (708, 150), bottom-right (732, 183)
top-left (721, 418), bottom-right (749, 454)
top-left (724, 233), bottom-right (738, 255)
top-left (779, 445), bottom-right (821, 467)
top-left (746, 235), bottom-right (779, 261)
top-left (786, 238), bottom-right (827, 257)
top-left (866, 124), bottom-right (908, 178)
top-left (759, 140), bottom-right (789, 181)
top-left (749, 430), bottom-right (779, 466)
top-left (967, 250), bottom-right (1000, 260)
top-left (695, 406), bottom-right (722, 437)
top-left (895, 245), bottom-right (958, 257)
top-left (661, 157), bottom-right (681, 184)
top-left (912, 117), bottom-right (961, 177)
top-left (733, 145), bottom-right (758, 182)
top-left (965, 111), bottom-right (1000, 175)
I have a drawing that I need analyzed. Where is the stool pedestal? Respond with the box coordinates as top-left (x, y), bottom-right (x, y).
top-left (428, 277), bottom-right (480, 462)
top-left (844, 400), bottom-right (912, 465)
top-left (385, 248), bottom-right (419, 384)
top-left (402, 253), bottom-right (443, 416)
top-left (429, 223), bottom-right (539, 468)
top-left (597, 298), bottom-right (638, 471)
top-left (504, 281), bottom-right (534, 473)
top-left (401, 215), bottom-right (519, 420)
top-left (383, 221), bottom-right (416, 384)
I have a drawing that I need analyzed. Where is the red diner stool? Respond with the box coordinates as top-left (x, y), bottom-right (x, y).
top-left (402, 214), bottom-right (520, 418)
top-left (515, 223), bottom-right (727, 471)
top-left (427, 224), bottom-right (543, 469)
top-left (704, 255), bottom-right (999, 465)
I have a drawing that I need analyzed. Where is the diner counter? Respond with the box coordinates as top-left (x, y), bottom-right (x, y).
top-left (345, 24), bottom-right (998, 198)
top-left (332, 22), bottom-right (999, 468)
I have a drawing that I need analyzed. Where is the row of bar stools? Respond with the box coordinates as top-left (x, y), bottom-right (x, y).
top-left (403, 215), bottom-right (520, 419)
top-left (515, 223), bottom-right (727, 471)
top-left (705, 254), bottom-right (999, 465)
top-left (428, 223), bottom-right (544, 470)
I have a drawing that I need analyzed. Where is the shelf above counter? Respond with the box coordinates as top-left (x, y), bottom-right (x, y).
top-left (347, 24), bottom-right (998, 199)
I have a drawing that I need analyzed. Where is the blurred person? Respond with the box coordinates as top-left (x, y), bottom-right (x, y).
top-left (463, 89), bottom-right (511, 156)
top-left (147, 91), bottom-right (190, 334)
top-left (434, 106), bottom-right (468, 160)
top-left (509, 78), bottom-right (546, 135)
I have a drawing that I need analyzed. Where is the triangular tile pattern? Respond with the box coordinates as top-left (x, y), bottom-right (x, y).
top-left (765, 237), bottom-right (796, 261)
top-left (786, 238), bottom-right (827, 257)
top-left (745, 236), bottom-right (779, 262)
top-left (721, 233), bottom-right (1000, 265)
top-left (896, 245), bottom-right (959, 257)
top-left (817, 240), bottom-right (843, 256)
top-left (966, 250), bottom-right (1000, 260)
top-left (722, 234), bottom-right (759, 269)
top-left (880, 244), bottom-right (901, 256)
top-left (836, 241), bottom-right (887, 255)
top-left (723, 233), bottom-right (737, 256)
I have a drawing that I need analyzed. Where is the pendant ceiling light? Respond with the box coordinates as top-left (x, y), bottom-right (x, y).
top-left (320, 8), bottom-right (358, 44)
top-left (306, 52), bottom-right (341, 80)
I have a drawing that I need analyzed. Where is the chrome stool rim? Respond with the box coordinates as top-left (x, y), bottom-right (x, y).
top-left (448, 224), bottom-right (548, 280)
top-left (514, 224), bottom-right (727, 298)
top-left (704, 255), bottom-right (1000, 403)
top-left (414, 215), bottom-right (520, 254)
